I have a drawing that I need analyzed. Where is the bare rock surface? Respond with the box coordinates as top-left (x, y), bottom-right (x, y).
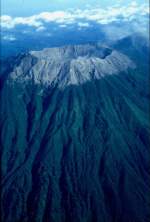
top-left (10, 44), bottom-right (135, 88)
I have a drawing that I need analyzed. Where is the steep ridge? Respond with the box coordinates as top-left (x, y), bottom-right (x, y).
top-left (0, 37), bottom-right (150, 222)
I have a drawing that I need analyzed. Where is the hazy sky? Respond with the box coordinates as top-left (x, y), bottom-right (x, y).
top-left (1, 0), bottom-right (148, 16)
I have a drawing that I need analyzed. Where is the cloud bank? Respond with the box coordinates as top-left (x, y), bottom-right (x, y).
top-left (0, 1), bottom-right (149, 30)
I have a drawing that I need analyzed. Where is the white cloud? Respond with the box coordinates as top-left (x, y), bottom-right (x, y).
top-left (3, 35), bottom-right (16, 41)
top-left (0, 1), bottom-right (149, 29)
top-left (36, 11), bottom-right (73, 23)
top-left (59, 24), bottom-right (67, 28)
top-left (1, 15), bottom-right (13, 29)
top-left (36, 26), bottom-right (46, 32)
top-left (0, 15), bottom-right (42, 28)
top-left (78, 22), bottom-right (90, 28)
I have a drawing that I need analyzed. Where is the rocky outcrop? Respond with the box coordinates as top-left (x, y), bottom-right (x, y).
top-left (9, 44), bottom-right (135, 88)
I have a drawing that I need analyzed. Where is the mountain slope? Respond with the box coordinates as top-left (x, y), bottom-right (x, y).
top-left (0, 37), bottom-right (150, 222)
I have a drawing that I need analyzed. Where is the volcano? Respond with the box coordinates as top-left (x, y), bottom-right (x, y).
top-left (0, 34), bottom-right (150, 222)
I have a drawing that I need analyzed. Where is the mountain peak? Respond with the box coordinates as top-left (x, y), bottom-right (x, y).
top-left (30, 44), bottom-right (112, 60)
top-left (9, 44), bottom-right (135, 88)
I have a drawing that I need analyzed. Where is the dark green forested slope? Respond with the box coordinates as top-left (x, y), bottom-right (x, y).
top-left (0, 36), bottom-right (150, 222)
